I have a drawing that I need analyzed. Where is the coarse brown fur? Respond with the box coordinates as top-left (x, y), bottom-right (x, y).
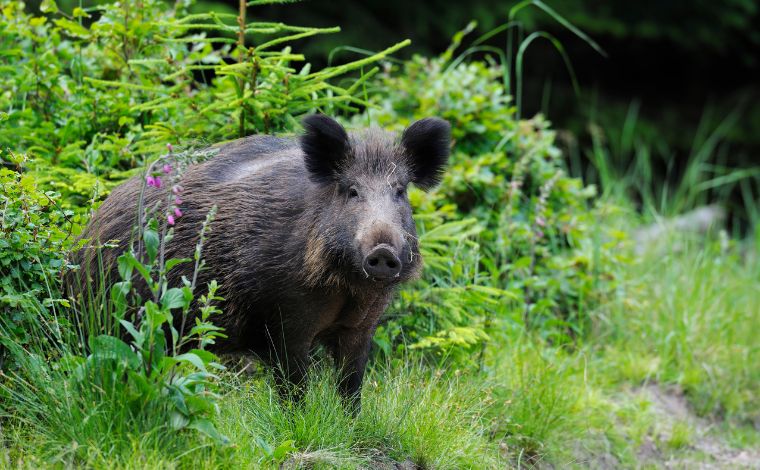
top-left (69, 115), bottom-right (451, 407)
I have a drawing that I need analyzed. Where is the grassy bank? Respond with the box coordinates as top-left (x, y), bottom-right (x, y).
top-left (3, 235), bottom-right (759, 468)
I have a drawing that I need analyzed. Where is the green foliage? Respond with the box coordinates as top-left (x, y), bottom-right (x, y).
top-left (1, 0), bottom-right (407, 209)
top-left (1, 164), bottom-right (230, 461)
top-left (563, 101), bottom-right (760, 233)
top-left (5, 1), bottom-right (759, 467)
top-left (77, 152), bottom-right (229, 441)
top-left (0, 152), bottom-right (72, 365)
top-left (0, 0), bottom-right (413, 458)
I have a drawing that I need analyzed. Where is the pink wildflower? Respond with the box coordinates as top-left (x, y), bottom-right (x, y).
top-left (174, 207), bottom-right (182, 217)
top-left (172, 185), bottom-right (183, 195)
top-left (146, 175), bottom-right (162, 188)
top-left (162, 164), bottom-right (172, 174)
top-left (535, 216), bottom-right (546, 227)
top-left (167, 143), bottom-right (174, 152)
top-left (174, 196), bottom-right (182, 205)
top-left (167, 214), bottom-right (175, 226)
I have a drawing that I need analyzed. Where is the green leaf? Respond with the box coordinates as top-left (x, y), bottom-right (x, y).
top-left (119, 319), bottom-right (144, 345)
top-left (144, 301), bottom-right (171, 329)
top-left (91, 335), bottom-right (140, 369)
top-left (143, 229), bottom-right (159, 263)
top-left (272, 440), bottom-right (297, 461)
top-left (175, 352), bottom-right (207, 372)
top-left (189, 418), bottom-right (228, 444)
top-left (161, 287), bottom-right (187, 310)
top-left (54, 18), bottom-right (90, 38)
top-left (187, 348), bottom-right (219, 365)
top-left (40, 0), bottom-right (58, 13)
top-left (164, 257), bottom-right (190, 273)
top-left (170, 411), bottom-right (190, 430)
top-left (122, 251), bottom-right (152, 284)
top-left (72, 7), bottom-right (90, 18)
top-left (110, 281), bottom-right (131, 317)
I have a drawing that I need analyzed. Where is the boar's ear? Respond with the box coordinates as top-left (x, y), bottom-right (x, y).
top-left (401, 117), bottom-right (451, 190)
top-left (301, 114), bottom-right (351, 184)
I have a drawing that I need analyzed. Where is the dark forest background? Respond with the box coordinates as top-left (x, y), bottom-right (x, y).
top-left (232, 0), bottom-right (760, 152)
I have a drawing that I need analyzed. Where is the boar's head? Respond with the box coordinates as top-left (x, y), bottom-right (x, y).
top-left (301, 114), bottom-right (451, 287)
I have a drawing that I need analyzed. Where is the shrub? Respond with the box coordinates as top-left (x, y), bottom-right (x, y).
top-left (0, 150), bottom-right (72, 368)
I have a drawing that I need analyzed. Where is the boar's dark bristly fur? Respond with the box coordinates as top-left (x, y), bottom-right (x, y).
top-left (71, 115), bottom-right (451, 408)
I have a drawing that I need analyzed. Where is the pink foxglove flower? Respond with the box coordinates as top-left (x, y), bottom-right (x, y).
top-left (174, 207), bottom-right (182, 217)
top-left (172, 185), bottom-right (183, 195)
top-left (146, 175), bottom-right (156, 187)
top-left (174, 196), bottom-right (182, 205)
top-left (162, 164), bottom-right (172, 174)
top-left (167, 214), bottom-right (175, 226)
top-left (167, 143), bottom-right (174, 152)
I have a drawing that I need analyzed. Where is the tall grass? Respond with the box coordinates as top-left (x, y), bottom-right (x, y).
top-left (566, 101), bottom-right (760, 230)
top-left (0, 298), bottom-right (181, 466)
top-left (2, 356), bottom-right (505, 468)
top-left (599, 238), bottom-right (760, 422)
top-left (5, 238), bottom-right (760, 467)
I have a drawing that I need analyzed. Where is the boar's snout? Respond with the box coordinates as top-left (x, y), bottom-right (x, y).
top-left (363, 244), bottom-right (402, 280)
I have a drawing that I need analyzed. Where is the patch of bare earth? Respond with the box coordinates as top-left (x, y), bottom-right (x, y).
top-left (636, 385), bottom-right (760, 469)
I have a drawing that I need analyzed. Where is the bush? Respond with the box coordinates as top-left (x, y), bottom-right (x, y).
top-left (2, 2), bottom-right (635, 463)
top-left (0, 151), bottom-right (72, 367)
top-left (1, 151), bottom-right (230, 458)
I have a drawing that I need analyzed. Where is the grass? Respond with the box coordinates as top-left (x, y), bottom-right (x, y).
top-left (2, 361), bottom-right (503, 468)
top-left (3, 0), bottom-right (759, 466)
top-left (3, 235), bottom-right (760, 468)
top-left (600, 239), bottom-right (760, 421)
top-left (565, 101), bottom-right (760, 231)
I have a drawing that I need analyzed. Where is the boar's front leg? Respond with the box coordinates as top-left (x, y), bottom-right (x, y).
top-left (330, 292), bottom-right (392, 412)
top-left (332, 329), bottom-right (375, 412)
top-left (267, 321), bottom-right (316, 399)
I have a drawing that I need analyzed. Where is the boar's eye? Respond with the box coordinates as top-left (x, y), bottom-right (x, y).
top-left (348, 186), bottom-right (360, 198)
top-left (395, 186), bottom-right (406, 199)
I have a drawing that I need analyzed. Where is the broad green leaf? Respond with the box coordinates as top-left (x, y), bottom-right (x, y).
top-left (91, 335), bottom-right (140, 369)
top-left (175, 352), bottom-right (207, 372)
top-left (119, 319), bottom-right (144, 345)
top-left (189, 418), bottom-right (228, 444)
top-left (40, 0), bottom-right (58, 13)
top-left (54, 18), bottom-right (90, 38)
top-left (143, 229), bottom-right (159, 263)
top-left (161, 287), bottom-right (187, 310)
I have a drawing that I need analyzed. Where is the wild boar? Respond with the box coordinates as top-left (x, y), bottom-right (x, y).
top-left (73, 114), bottom-right (451, 407)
